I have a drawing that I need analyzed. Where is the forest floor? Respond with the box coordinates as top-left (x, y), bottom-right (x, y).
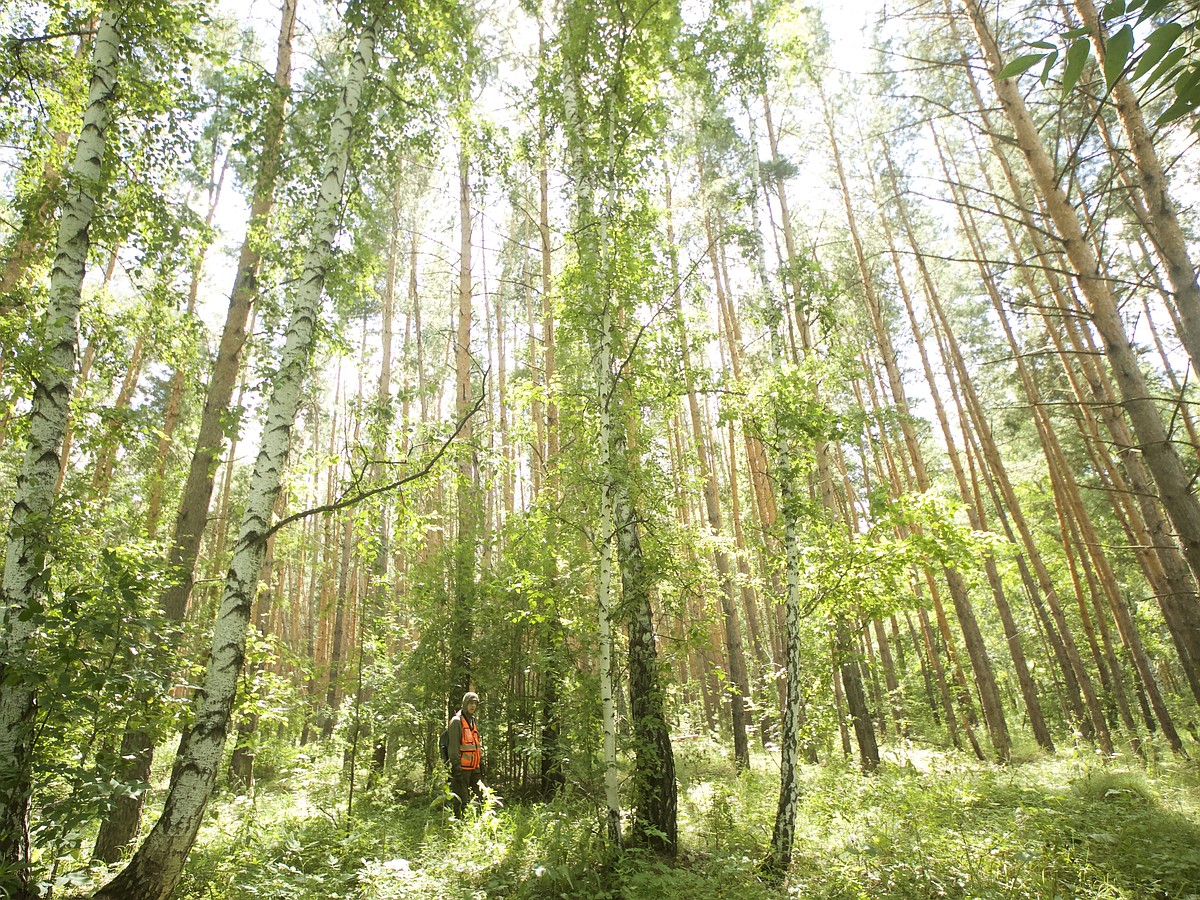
top-left (74, 739), bottom-right (1200, 899)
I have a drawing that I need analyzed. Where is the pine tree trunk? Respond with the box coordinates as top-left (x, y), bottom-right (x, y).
top-left (826, 102), bottom-right (1009, 759)
top-left (95, 18), bottom-right (378, 899)
top-left (842, 621), bottom-right (881, 770)
top-left (0, 13), bottom-right (120, 890)
top-left (962, 0), bottom-right (1200, 597)
top-left (664, 169), bottom-right (751, 769)
top-left (451, 146), bottom-right (477, 703)
top-left (159, 0), bottom-right (297, 626)
top-left (951, 32), bottom-right (1200, 704)
top-left (145, 153), bottom-right (231, 538)
top-left (873, 619), bottom-right (906, 738)
top-left (1073, 0), bottom-right (1200, 373)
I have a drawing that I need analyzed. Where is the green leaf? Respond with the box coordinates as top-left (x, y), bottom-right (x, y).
top-left (1175, 63), bottom-right (1200, 98)
top-left (1144, 46), bottom-right (1188, 91)
top-left (1137, 0), bottom-right (1171, 23)
top-left (1063, 26), bottom-right (1091, 40)
top-left (1104, 24), bottom-right (1134, 87)
top-left (1029, 40), bottom-right (1056, 51)
top-left (1132, 22), bottom-right (1184, 81)
top-left (999, 53), bottom-right (1047, 80)
top-left (1155, 68), bottom-right (1200, 125)
top-left (1155, 95), bottom-right (1195, 126)
top-left (1102, 0), bottom-right (1126, 20)
top-left (1040, 48), bottom-right (1060, 87)
top-left (1062, 39), bottom-right (1092, 96)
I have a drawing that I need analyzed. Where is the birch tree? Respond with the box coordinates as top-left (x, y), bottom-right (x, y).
top-left (95, 13), bottom-right (384, 897)
top-left (559, 0), bottom-right (679, 853)
top-left (92, 0), bottom-right (301, 862)
top-left (0, 12), bottom-right (120, 893)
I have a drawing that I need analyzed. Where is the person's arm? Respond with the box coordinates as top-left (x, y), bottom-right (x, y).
top-left (448, 717), bottom-right (463, 772)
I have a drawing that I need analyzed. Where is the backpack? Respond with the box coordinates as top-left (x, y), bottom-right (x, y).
top-left (439, 724), bottom-right (450, 764)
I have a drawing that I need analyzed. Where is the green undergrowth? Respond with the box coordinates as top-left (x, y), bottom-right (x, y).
top-left (73, 741), bottom-right (1200, 899)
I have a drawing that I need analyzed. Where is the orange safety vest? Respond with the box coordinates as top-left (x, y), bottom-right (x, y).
top-left (457, 713), bottom-right (481, 771)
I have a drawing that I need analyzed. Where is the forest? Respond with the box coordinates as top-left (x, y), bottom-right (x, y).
top-left (3, 0), bottom-right (1200, 896)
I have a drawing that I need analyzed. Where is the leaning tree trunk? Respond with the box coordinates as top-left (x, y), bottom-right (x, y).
top-left (91, 0), bottom-right (298, 863)
top-left (1073, 0), bottom-right (1200, 374)
top-left (962, 0), bottom-right (1200, 595)
top-left (948, 21), bottom-right (1200, 706)
top-left (0, 13), bottom-right (120, 894)
top-left (94, 17), bottom-right (378, 900)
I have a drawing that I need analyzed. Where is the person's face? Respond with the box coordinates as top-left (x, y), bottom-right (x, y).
top-left (466, 699), bottom-right (479, 715)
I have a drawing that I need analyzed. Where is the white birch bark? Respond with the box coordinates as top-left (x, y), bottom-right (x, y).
top-left (95, 18), bottom-right (379, 900)
top-left (739, 102), bottom-right (805, 874)
top-left (564, 66), bottom-right (623, 844)
top-left (596, 303), bottom-right (622, 845)
top-left (765, 276), bottom-right (805, 876)
top-left (0, 11), bottom-right (120, 884)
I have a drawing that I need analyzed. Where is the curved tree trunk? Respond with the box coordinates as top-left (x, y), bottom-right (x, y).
top-left (91, 0), bottom-right (298, 863)
top-left (95, 16), bottom-right (379, 899)
top-left (0, 13), bottom-right (120, 893)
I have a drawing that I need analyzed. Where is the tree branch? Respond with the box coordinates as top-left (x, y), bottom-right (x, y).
top-left (261, 391), bottom-right (484, 540)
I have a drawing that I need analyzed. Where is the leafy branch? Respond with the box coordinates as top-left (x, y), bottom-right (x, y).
top-left (1001, 0), bottom-right (1200, 126)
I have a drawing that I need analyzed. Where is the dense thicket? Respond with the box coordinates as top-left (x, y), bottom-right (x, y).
top-left (1, 0), bottom-right (1199, 895)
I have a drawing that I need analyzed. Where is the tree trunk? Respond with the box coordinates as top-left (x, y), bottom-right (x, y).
top-left (664, 167), bottom-right (751, 770)
top-left (159, 0), bottom-right (297, 626)
top-left (597, 408), bottom-right (621, 842)
top-left (824, 96), bottom-right (1010, 759)
top-left (451, 146), bottom-right (477, 704)
top-left (0, 13), bottom-right (120, 891)
top-left (951, 33), bottom-right (1200, 705)
top-left (95, 17), bottom-right (379, 899)
top-left (145, 153), bottom-right (232, 538)
top-left (962, 0), bottom-right (1200, 598)
top-left (536, 40), bottom-right (566, 792)
top-left (1072, 0), bottom-right (1200, 375)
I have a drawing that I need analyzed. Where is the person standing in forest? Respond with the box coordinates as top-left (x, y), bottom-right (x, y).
top-left (447, 692), bottom-right (483, 816)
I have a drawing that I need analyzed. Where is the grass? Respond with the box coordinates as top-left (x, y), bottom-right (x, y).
top-left (69, 740), bottom-right (1200, 899)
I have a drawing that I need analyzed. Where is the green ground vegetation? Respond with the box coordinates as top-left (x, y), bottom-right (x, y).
top-left (65, 739), bottom-right (1200, 899)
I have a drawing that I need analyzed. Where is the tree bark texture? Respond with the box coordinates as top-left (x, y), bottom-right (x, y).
top-left (0, 13), bottom-right (120, 893)
top-left (96, 17), bottom-right (378, 900)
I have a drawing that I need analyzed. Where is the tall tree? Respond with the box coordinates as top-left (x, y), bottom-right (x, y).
top-left (0, 12), bottom-right (121, 893)
top-left (96, 13), bottom-right (384, 897)
top-left (559, 0), bottom-right (679, 853)
top-left (92, 0), bottom-right (301, 862)
top-left (961, 0), bottom-right (1200, 598)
